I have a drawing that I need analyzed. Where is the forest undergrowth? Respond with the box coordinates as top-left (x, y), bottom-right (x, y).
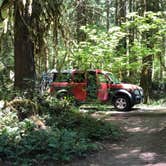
top-left (0, 92), bottom-right (122, 165)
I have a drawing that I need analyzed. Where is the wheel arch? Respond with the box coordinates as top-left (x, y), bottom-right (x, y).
top-left (112, 89), bottom-right (132, 104)
top-left (111, 89), bottom-right (133, 111)
top-left (56, 89), bottom-right (70, 98)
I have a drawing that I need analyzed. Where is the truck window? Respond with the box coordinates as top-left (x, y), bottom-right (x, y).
top-left (98, 73), bottom-right (108, 83)
top-left (106, 72), bottom-right (120, 84)
top-left (53, 73), bottom-right (71, 82)
top-left (87, 71), bottom-right (97, 98)
top-left (73, 73), bottom-right (85, 83)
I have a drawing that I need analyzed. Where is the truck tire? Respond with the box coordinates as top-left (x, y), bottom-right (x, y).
top-left (56, 92), bottom-right (76, 105)
top-left (113, 95), bottom-right (131, 111)
top-left (56, 92), bottom-right (68, 100)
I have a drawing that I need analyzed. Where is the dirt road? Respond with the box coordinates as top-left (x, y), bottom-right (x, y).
top-left (66, 109), bottom-right (166, 166)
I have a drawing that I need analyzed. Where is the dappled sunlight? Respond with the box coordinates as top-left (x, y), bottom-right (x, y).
top-left (147, 128), bottom-right (160, 133)
top-left (124, 125), bottom-right (163, 134)
top-left (137, 105), bottom-right (166, 112)
top-left (115, 148), bottom-right (141, 159)
top-left (101, 143), bottom-right (166, 166)
top-left (115, 150), bottom-right (158, 163)
top-left (148, 163), bottom-right (166, 166)
top-left (125, 126), bottom-right (149, 132)
top-left (115, 153), bottom-right (129, 158)
top-left (67, 115), bottom-right (166, 166)
top-left (112, 149), bottom-right (165, 165)
top-left (109, 144), bottom-right (123, 150)
top-left (139, 152), bottom-right (158, 162)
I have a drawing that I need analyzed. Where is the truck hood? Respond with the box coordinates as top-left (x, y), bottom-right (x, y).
top-left (110, 83), bottom-right (142, 91)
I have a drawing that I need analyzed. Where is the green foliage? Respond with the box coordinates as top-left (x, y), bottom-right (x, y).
top-left (0, 33), bottom-right (14, 90)
top-left (14, 129), bottom-right (97, 164)
top-left (0, 125), bottom-right (97, 164)
top-left (0, 1), bottom-right (166, 164)
top-left (148, 97), bottom-right (166, 106)
top-left (44, 96), bottom-right (72, 113)
top-left (0, 96), bottom-right (121, 165)
top-left (72, 25), bottom-right (126, 70)
top-left (45, 110), bottom-right (121, 141)
top-left (0, 0), bottom-right (165, 88)
top-left (112, 11), bottom-right (166, 82)
top-left (70, 11), bottom-right (165, 84)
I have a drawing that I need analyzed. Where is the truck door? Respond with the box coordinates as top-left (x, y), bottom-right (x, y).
top-left (71, 71), bottom-right (86, 101)
top-left (97, 73), bottom-right (109, 101)
top-left (87, 71), bottom-right (98, 100)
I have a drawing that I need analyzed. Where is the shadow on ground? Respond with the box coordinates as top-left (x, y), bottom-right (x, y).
top-left (65, 115), bottom-right (166, 166)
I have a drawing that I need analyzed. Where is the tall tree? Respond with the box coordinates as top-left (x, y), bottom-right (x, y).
top-left (128, 0), bottom-right (135, 77)
top-left (115, 0), bottom-right (126, 26)
top-left (9, 0), bottom-right (63, 90)
top-left (140, 0), bottom-right (160, 103)
top-left (14, 0), bottom-right (36, 90)
top-left (76, 0), bottom-right (87, 42)
top-left (106, 0), bottom-right (110, 31)
top-left (115, 0), bottom-right (127, 79)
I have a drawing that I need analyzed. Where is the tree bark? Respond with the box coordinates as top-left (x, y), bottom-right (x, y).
top-left (14, 1), bottom-right (36, 90)
top-left (140, 55), bottom-right (153, 103)
top-left (128, 0), bottom-right (135, 78)
top-left (115, 0), bottom-right (126, 26)
top-left (140, 0), bottom-right (159, 103)
top-left (115, 0), bottom-right (127, 79)
top-left (76, 0), bottom-right (87, 42)
top-left (106, 0), bottom-right (110, 31)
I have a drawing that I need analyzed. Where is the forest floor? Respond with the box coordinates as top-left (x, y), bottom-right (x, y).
top-left (65, 106), bottom-right (166, 166)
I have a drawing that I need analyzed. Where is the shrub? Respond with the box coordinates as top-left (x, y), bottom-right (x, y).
top-left (45, 110), bottom-right (121, 141)
top-left (0, 97), bottom-right (121, 165)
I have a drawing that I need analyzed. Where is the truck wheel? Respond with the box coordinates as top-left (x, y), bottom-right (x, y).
top-left (56, 92), bottom-right (68, 100)
top-left (56, 92), bottom-right (75, 104)
top-left (114, 96), bottom-right (131, 111)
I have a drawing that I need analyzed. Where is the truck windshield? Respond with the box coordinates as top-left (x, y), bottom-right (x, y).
top-left (106, 72), bottom-right (120, 84)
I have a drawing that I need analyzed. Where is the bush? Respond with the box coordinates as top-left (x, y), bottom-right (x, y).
top-left (0, 97), bottom-right (121, 165)
top-left (0, 109), bottom-right (98, 165)
top-left (0, 128), bottom-right (97, 165)
top-left (45, 110), bottom-right (121, 141)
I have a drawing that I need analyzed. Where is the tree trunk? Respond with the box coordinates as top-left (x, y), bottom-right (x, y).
top-left (115, 0), bottom-right (126, 26)
top-left (128, 0), bottom-right (135, 78)
top-left (140, 55), bottom-right (153, 103)
top-left (76, 0), bottom-right (87, 42)
top-left (140, 0), bottom-right (159, 103)
top-left (115, 0), bottom-right (127, 80)
top-left (106, 0), bottom-right (110, 31)
top-left (14, 1), bottom-right (36, 90)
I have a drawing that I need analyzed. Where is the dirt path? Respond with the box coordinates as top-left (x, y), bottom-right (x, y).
top-left (66, 112), bottom-right (166, 166)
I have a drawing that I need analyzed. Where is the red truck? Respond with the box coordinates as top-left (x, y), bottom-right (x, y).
top-left (46, 69), bottom-right (143, 111)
